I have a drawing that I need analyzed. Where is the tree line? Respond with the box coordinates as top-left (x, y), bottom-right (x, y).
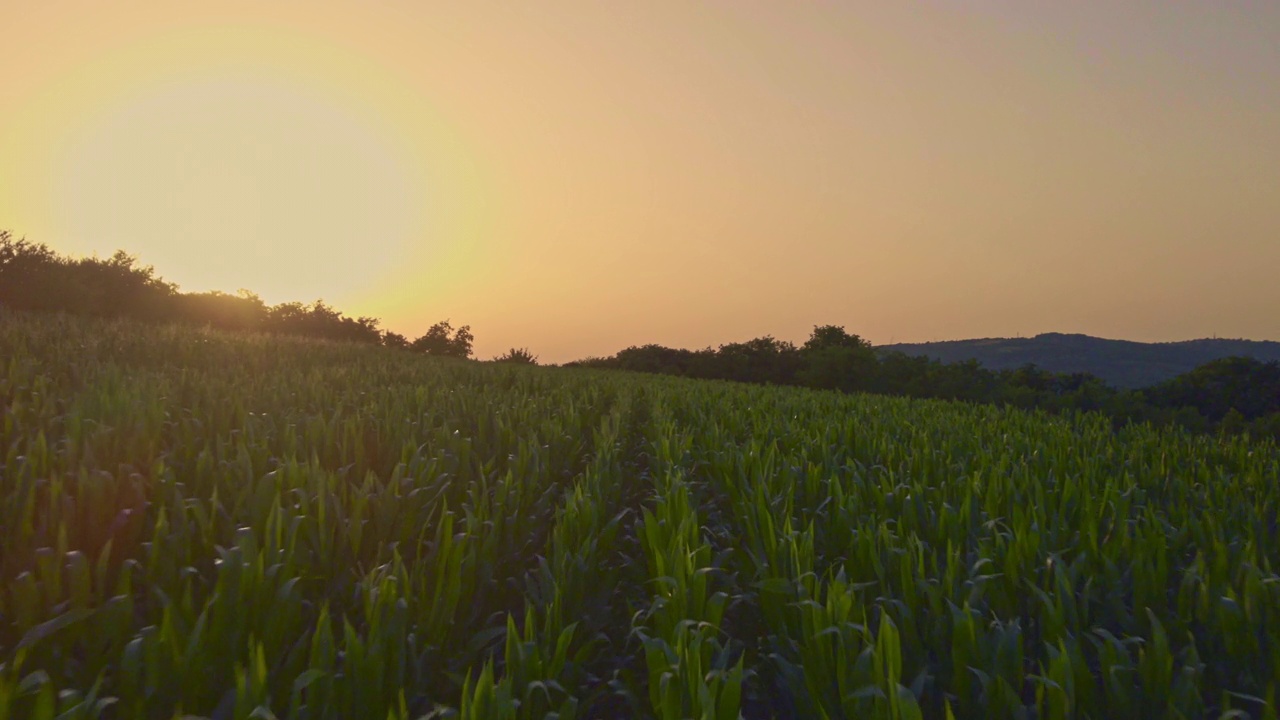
top-left (3, 231), bottom-right (1275, 439)
top-left (567, 326), bottom-right (1280, 441)
top-left (0, 231), bottom-right (522, 361)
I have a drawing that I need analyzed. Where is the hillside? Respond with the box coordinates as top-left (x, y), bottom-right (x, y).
top-left (879, 332), bottom-right (1280, 388)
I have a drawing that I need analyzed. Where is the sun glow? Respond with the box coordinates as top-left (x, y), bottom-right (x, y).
top-left (1, 19), bottom-right (489, 317)
top-left (51, 74), bottom-right (422, 303)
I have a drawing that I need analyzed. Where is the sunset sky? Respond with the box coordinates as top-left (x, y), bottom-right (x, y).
top-left (2, 1), bottom-right (1277, 361)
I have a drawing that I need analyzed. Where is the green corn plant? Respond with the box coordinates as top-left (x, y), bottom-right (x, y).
top-left (461, 606), bottom-right (583, 720)
top-left (458, 661), bottom-right (517, 720)
top-left (639, 622), bottom-right (744, 720)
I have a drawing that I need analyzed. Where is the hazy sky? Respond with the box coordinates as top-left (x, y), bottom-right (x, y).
top-left (2, 1), bottom-right (1278, 361)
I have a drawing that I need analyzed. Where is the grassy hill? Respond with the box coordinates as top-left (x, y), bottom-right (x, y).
top-left (3, 314), bottom-right (1279, 718)
top-left (880, 332), bottom-right (1280, 387)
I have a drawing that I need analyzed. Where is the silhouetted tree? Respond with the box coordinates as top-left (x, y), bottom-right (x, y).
top-left (716, 336), bottom-right (802, 385)
top-left (1251, 412), bottom-right (1280, 441)
top-left (495, 347), bottom-right (538, 365)
top-left (0, 233), bottom-right (68, 312)
top-left (798, 325), bottom-right (877, 391)
top-left (263, 300), bottom-right (381, 344)
top-left (802, 325), bottom-right (872, 353)
top-left (81, 250), bottom-right (178, 320)
top-left (1, 230), bottom-right (399, 347)
top-left (411, 321), bottom-right (473, 358)
top-left (382, 331), bottom-right (409, 349)
top-left (1, 232), bottom-right (177, 318)
top-left (1143, 357), bottom-right (1280, 421)
top-left (611, 344), bottom-right (706, 376)
top-left (176, 290), bottom-right (267, 331)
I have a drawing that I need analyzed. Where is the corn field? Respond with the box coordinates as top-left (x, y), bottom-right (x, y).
top-left (2, 313), bottom-right (1278, 719)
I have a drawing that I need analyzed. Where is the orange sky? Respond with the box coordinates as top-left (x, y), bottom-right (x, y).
top-left (3, 1), bottom-right (1278, 361)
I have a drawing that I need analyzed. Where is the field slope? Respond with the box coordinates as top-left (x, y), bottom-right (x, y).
top-left (2, 313), bottom-right (1278, 719)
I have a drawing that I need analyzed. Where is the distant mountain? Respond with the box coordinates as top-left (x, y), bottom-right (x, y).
top-left (878, 333), bottom-right (1280, 388)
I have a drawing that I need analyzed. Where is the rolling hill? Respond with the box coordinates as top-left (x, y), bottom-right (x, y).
top-left (879, 332), bottom-right (1280, 388)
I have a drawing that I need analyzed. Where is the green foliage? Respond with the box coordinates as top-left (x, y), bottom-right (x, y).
top-left (3, 314), bottom-right (1280, 718)
top-left (1145, 356), bottom-right (1280, 422)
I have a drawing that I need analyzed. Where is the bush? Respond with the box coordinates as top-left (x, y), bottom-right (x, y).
top-left (494, 348), bottom-right (538, 365)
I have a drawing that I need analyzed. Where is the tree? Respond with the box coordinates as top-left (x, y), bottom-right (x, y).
top-left (1009, 363), bottom-right (1052, 393)
top-left (1144, 357), bottom-right (1280, 421)
top-left (802, 325), bottom-right (872, 353)
top-left (382, 331), bottom-right (409, 349)
top-left (452, 324), bottom-right (475, 358)
top-left (176, 290), bottom-right (267, 331)
top-left (1, 233), bottom-right (180, 318)
top-left (613, 344), bottom-right (703, 376)
top-left (1221, 407), bottom-right (1247, 435)
top-left (716, 336), bottom-right (802, 385)
top-left (263, 300), bottom-right (382, 344)
top-left (797, 325), bottom-right (877, 391)
top-left (411, 320), bottom-right (474, 358)
top-left (494, 347), bottom-right (538, 365)
top-left (0, 230), bottom-right (393, 346)
top-left (0, 232), bottom-right (65, 311)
